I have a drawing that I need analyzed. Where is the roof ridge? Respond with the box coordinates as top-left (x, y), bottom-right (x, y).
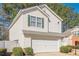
top-left (39, 4), bottom-right (63, 21)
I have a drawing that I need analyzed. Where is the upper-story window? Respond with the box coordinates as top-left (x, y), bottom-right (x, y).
top-left (73, 31), bottom-right (79, 36)
top-left (28, 15), bottom-right (44, 28)
top-left (77, 31), bottom-right (79, 36)
top-left (37, 17), bottom-right (42, 27)
top-left (30, 16), bottom-right (36, 26)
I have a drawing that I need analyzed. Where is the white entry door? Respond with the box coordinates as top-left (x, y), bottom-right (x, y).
top-left (32, 39), bottom-right (59, 53)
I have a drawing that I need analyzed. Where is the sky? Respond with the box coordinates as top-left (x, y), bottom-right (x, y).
top-left (64, 3), bottom-right (79, 13)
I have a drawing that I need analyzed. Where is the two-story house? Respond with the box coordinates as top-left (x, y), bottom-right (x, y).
top-left (64, 26), bottom-right (79, 46)
top-left (9, 4), bottom-right (68, 53)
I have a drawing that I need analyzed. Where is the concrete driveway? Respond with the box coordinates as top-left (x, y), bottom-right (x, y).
top-left (34, 49), bottom-right (79, 56)
top-left (35, 52), bottom-right (75, 56)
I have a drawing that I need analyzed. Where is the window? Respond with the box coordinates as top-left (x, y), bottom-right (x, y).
top-left (30, 16), bottom-right (36, 26)
top-left (28, 15), bottom-right (44, 28)
top-left (37, 17), bottom-right (42, 27)
top-left (74, 31), bottom-right (79, 36)
top-left (77, 31), bottom-right (79, 36)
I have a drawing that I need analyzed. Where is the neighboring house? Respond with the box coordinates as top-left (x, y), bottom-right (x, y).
top-left (65, 26), bottom-right (79, 46)
top-left (9, 4), bottom-right (69, 53)
top-left (61, 26), bottom-right (79, 46)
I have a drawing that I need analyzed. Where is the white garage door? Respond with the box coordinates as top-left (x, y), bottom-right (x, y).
top-left (32, 39), bottom-right (59, 53)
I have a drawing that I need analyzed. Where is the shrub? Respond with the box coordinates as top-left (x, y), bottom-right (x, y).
top-left (66, 45), bottom-right (74, 48)
top-left (12, 47), bottom-right (24, 56)
top-left (60, 45), bottom-right (72, 53)
top-left (0, 48), bottom-right (7, 56)
top-left (75, 45), bottom-right (79, 49)
top-left (66, 45), bottom-right (74, 51)
top-left (24, 47), bottom-right (33, 56)
top-left (66, 45), bottom-right (73, 52)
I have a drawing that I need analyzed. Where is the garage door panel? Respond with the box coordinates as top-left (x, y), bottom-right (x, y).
top-left (32, 39), bottom-right (59, 53)
top-left (32, 40), bottom-right (58, 45)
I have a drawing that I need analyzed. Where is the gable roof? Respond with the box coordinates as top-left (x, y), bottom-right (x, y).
top-left (39, 4), bottom-right (63, 21)
top-left (9, 4), bottom-right (64, 30)
top-left (8, 6), bottom-right (49, 30)
top-left (62, 28), bottom-right (73, 37)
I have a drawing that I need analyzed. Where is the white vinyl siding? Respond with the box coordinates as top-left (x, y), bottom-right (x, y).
top-left (41, 7), bottom-right (62, 33)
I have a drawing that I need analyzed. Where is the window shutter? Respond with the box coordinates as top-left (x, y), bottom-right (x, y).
top-left (28, 15), bottom-right (30, 26)
top-left (42, 18), bottom-right (44, 28)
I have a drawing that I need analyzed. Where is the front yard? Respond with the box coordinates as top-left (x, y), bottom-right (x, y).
top-left (1, 46), bottom-right (79, 56)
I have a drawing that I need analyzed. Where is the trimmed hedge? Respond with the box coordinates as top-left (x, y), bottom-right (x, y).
top-left (12, 47), bottom-right (24, 56)
top-left (24, 47), bottom-right (33, 56)
top-left (75, 45), bottom-right (79, 49)
top-left (66, 45), bottom-right (74, 48)
top-left (60, 45), bottom-right (72, 53)
top-left (0, 48), bottom-right (7, 56)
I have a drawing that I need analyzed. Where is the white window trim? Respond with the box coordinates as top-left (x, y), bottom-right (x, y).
top-left (30, 16), bottom-right (36, 27)
top-left (37, 17), bottom-right (42, 28)
top-left (29, 15), bottom-right (44, 28)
